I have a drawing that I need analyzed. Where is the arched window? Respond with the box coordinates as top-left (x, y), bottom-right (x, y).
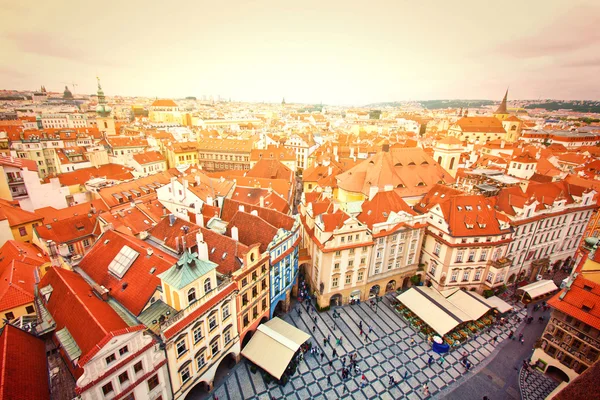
top-left (104, 121), bottom-right (108, 129)
top-left (188, 288), bottom-right (196, 304)
top-left (204, 278), bottom-right (212, 293)
top-left (449, 157), bottom-right (455, 170)
top-left (437, 156), bottom-right (442, 164)
top-left (511, 125), bottom-right (516, 131)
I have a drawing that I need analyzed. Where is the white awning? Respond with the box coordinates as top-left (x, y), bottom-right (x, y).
top-left (396, 287), bottom-right (469, 336)
top-left (518, 280), bottom-right (558, 299)
top-left (241, 317), bottom-right (310, 379)
top-left (467, 292), bottom-right (514, 313)
top-left (446, 290), bottom-right (492, 320)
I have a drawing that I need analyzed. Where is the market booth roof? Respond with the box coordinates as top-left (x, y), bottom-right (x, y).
top-left (518, 280), bottom-right (559, 299)
top-left (241, 317), bottom-right (310, 379)
top-left (446, 289), bottom-right (492, 320)
top-left (396, 287), bottom-right (470, 336)
top-left (480, 294), bottom-right (513, 313)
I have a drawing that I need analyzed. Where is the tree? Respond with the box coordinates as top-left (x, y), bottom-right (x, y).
top-left (369, 110), bottom-right (382, 119)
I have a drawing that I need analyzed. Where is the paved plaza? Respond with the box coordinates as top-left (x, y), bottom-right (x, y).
top-left (519, 366), bottom-right (559, 400)
top-left (194, 292), bottom-right (527, 400)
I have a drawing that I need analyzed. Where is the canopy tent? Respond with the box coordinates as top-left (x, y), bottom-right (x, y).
top-left (396, 287), bottom-right (471, 336)
top-left (241, 317), bottom-right (310, 379)
top-left (446, 290), bottom-right (492, 320)
top-left (517, 280), bottom-right (558, 300)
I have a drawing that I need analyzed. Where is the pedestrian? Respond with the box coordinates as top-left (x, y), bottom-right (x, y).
top-left (461, 351), bottom-right (468, 360)
top-left (321, 352), bottom-right (325, 362)
top-left (359, 320), bottom-right (363, 330)
top-left (327, 375), bottom-right (331, 386)
top-left (313, 325), bottom-right (316, 333)
top-left (342, 356), bottom-right (346, 366)
top-left (369, 325), bottom-right (373, 334)
top-left (333, 349), bottom-right (337, 357)
top-left (492, 336), bottom-right (498, 345)
top-left (329, 360), bottom-right (333, 370)
top-left (423, 383), bottom-right (430, 396)
top-left (328, 333), bottom-right (331, 342)
top-left (508, 330), bottom-right (514, 340)
top-left (428, 355), bottom-right (434, 366)
top-left (519, 333), bottom-right (523, 341)
top-left (323, 338), bottom-right (327, 347)
top-left (520, 337), bottom-right (525, 345)
top-left (339, 336), bottom-right (343, 345)
top-left (404, 370), bottom-right (409, 380)
top-left (410, 338), bottom-right (415, 346)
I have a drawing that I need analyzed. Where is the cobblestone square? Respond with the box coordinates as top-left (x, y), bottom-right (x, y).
top-left (193, 293), bottom-right (526, 399)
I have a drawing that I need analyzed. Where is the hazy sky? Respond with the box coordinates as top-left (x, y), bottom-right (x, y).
top-left (1, 0), bottom-right (599, 104)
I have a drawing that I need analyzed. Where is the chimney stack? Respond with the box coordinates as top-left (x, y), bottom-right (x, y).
top-left (382, 144), bottom-right (390, 152)
top-left (169, 214), bottom-right (176, 227)
top-left (206, 196), bottom-right (214, 206)
top-left (239, 204), bottom-right (245, 212)
top-left (231, 226), bottom-right (239, 241)
top-left (260, 196), bottom-right (265, 208)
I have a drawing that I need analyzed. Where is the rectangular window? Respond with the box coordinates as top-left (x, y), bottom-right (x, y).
top-left (83, 239), bottom-right (90, 247)
top-left (456, 250), bottom-right (464, 262)
top-left (119, 371), bottom-right (129, 385)
top-left (119, 346), bottom-right (129, 356)
top-left (486, 272), bottom-right (494, 283)
top-left (479, 249), bottom-right (488, 261)
top-left (468, 250), bottom-right (475, 262)
top-left (224, 329), bottom-right (232, 344)
top-left (222, 305), bottom-right (230, 319)
top-left (147, 374), bottom-right (159, 391)
top-left (18, 226), bottom-right (27, 237)
top-left (180, 367), bottom-right (191, 383)
top-left (334, 263), bottom-right (340, 270)
top-left (345, 274), bottom-right (352, 284)
top-left (176, 339), bottom-right (187, 357)
top-left (133, 361), bottom-right (143, 374)
top-left (433, 242), bottom-right (441, 256)
top-left (357, 271), bottom-right (364, 281)
top-left (332, 277), bottom-right (339, 288)
top-left (193, 326), bottom-right (203, 343)
top-left (450, 270), bottom-right (459, 282)
top-left (474, 270), bottom-right (482, 281)
top-left (102, 382), bottom-right (114, 396)
top-left (211, 340), bottom-right (219, 356)
top-left (106, 354), bottom-right (116, 365)
top-left (462, 270), bottom-right (470, 281)
top-left (209, 316), bottom-right (217, 331)
top-left (197, 353), bottom-right (206, 370)
top-left (360, 258), bottom-right (366, 265)
top-left (67, 244), bottom-right (74, 253)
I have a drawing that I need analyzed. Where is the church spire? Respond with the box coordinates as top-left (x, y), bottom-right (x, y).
top-left (95, 77), bottom-right (111, 117)
top-left (495, 89), bottom-right (508, 114)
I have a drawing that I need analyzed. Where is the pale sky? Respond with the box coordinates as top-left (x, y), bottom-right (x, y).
top-left (1, 0), bottom-right (599, 105)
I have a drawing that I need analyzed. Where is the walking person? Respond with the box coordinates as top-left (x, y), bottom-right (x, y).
top-left (313, 325), bottom-right (316, 333)
top-left (423, 383), bottom-right (430, 397)
top-left (428, 355), bottom-right (434, 366)
top-left (332, 349), bottom-right (337, 358)
top-left (359, 320), bottom-right (363, 330)
top-left (320, 352), bottom-right (325, 362)
top-left (327, 375), bottom-right (331, 386)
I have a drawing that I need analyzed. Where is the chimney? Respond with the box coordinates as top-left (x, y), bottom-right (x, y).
top-left (382, 144), bottom-right (390, 152)
top-left (146, 247), bottom-right (153, 257)
top-left (238, 204), bottom-right (245, 212)
top-left (501, 140), bottom-right (505, 149)
top-left (175, 236), bottom-right (180, 252)
top-left (169, 214), bottom-right (176, 226)
top-left (170, 176), bottom-right (177, 196)
top-left (350, 147), bottom-right (355, 157)
top-left (195, 175), bottom-right (201, 186)
top-left (197, 238), bottom-right (209, 261)
top-left (260, 196), bottom-right (265, 208)
top-left (368, 185), bottom-right (379, 200)
top-left (328, 165), bottom-right (333, 176)
top-left (251, 210), bottom-right (258, 216)
top-left (183, 179), bottom-right (189, 198)
top-left (206, 196), bottom-right (214, 206)
top-left (231, 226), bottom-right (239, 241)
top-left (333, 146), bottom-right (338, 156)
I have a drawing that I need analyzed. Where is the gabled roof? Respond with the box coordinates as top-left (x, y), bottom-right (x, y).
top-left (151, 99), bottom-right (178, 107)
top-left (454, 116), bottom-right (506, 133)
top-left (0, 199), bottom-right (43, 227)
top-left (77, 230), bottom-right (176, 315)
top-left (132, 151), bottom-right (165, 165)
top-left (158, 251), bottom-right (217, 290)
top-left (0, 240), bottom-right (48, 273)
top-left (246, 159), bottom-right (294, 181)
top-left (548, 275), bottom-right (600, 331)
top-left (0, 325), bottom-right (50, 400)
top-left (35, 199), bottom-right (108, 223)
top-left (0, 260), bottom-right (37, 312)
top-left (226, 211), bottom-right (278, 253)
top-left (412, 183), bottom-right (464, 213)
top-left (496, 181), bottom-right (588, 217)
top-left (0, 156), bottom-right (38, 171)
top-left (221, 199), bottom-right (295, 231)
top-left (231, 187), bottom-right (290, 214)
top-left (38, 267), bottom-right (134, 367)
top-left (98, 171), bottom-right (171, 208)
top-left (52, 164), bottom-right (135, 186)
top-left (357, 190), bottom-right (416, 228)
top-left (34, 214), bottom-right (97, 244)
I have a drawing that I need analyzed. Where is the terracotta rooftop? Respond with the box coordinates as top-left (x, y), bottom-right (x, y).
top-left (0, 260), bottom-right (37, 313)
top-left (357, 190), bottom-right (416, 228)
top-left (53, 164), bottom-right (134, 186)
top-left (132, 150), bottom-right (165, 165)
top-left (548, 275), bottom-right (600, 331)
top-left (0, 156), bottom-right (38, 171)
top-left (151, 99), bottom-right (178, 107)
top-left (0, 199), bottom-right (43, 227)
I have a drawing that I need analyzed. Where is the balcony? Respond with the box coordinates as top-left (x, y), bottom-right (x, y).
top-left (7, 177), bottom-right (24, 185)
top-left (490, 257), bottom-right (512, 270)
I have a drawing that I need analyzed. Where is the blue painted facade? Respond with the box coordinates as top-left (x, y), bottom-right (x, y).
top-left (269, 220), bottom-right (301, 318)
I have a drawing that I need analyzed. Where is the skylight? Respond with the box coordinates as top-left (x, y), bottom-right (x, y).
top-left (108, 245), bottom-right (139, 279)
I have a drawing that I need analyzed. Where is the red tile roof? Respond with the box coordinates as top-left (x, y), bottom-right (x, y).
top-left (225, 211), bottom-right (278, 253)
top-left (0, 156), bottom-right (38, 171)
top-left (98, 172), bottom-right (171, 208)
top-left (0, 260), bottom-right (36, 312)
top-left (246, 159), bottom-right (294, 181)
top-left (34, 214), bottom-right (97, 244)
top-left (151, 99), bottom-right (178, 107)
top-left (105, 136), bottom-right (148, 148)
top-left (250, 145), bottom-right (296, 162)
top-left (99, 207), bottom-right (157, 237)
top-left (35, 199), bottom-right (108, 223)
top-left (548, 275), bottom-right (600, 331)
top-left (455, 116), bottom-right (506, 133)
top-left (231, 187), bottom-right (290, 214)
top-left (554, 359), bottom-right (600, 400)
top-left (132, 151), bottom-right (165, 165)
top-left (496, 181), bottom-right (588, 217)
top-left (39, 267), bottom-right (132, 366)
top-left (0, 240), bottom-right (48, 273)
top-left (357, 190), bottom-right (416, 228)
top-left (0, 325), bottom-right (50, 400)
top-left (0, 199), bottom-right (43, 227)
top-left (221, 199), bottom-right (295, 231)
top-left (52, 164), bottom-right (134, 186)
top-left (77, 230), bottom-right (177, 315)
top-left (336, 147), bottom-right (455, 199)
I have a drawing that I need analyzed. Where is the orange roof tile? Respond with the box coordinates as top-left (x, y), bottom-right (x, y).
top-left (548, 275), bottom-right (600, 331)
top-left (52, 164), bottom-right (134, 186)
top-left (0, 260), bottom-right (36, 312)
top-left (0, 199), bottom-right (43, 227)
top-left (132, 151), bottom-right (165, 165)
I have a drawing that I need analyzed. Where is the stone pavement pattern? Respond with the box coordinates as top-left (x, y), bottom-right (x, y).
top-left (519, 367), bottom-right (559, 400)
top-left (194, 293), bottom-right (527, 400)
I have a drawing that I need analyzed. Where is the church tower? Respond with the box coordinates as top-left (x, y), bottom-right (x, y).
top-left (493, 89), bottom-right (510, 120)
top-left (95, 77), bottom-right (116, 136)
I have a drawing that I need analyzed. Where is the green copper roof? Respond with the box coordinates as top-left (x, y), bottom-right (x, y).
top-left (158, 251), bottom-right (217, 290)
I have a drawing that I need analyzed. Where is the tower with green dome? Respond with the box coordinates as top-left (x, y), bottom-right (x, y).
top-left (95, 77), bottom-right (116, 135)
